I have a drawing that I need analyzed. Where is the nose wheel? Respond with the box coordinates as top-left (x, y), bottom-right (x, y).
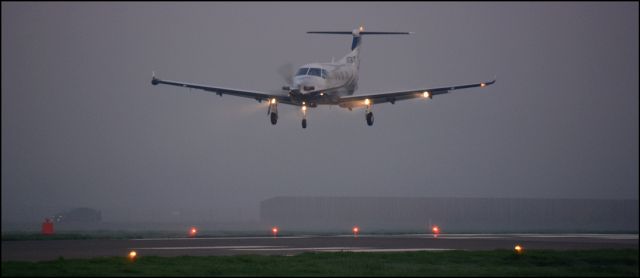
top-left (366, 112), bottom-right (374, 126)
top-left (302, 119), bottom-right (307, 129)
top-left (270, 112), bottom-right (278, 125)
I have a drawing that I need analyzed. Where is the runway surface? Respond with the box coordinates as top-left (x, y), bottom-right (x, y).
top-left (2, 234), bottom-right (638, 261)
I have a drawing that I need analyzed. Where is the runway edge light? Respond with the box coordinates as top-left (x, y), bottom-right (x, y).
top-left (189, 226), bottom-right (198, 237)
top-left (514, 244), bottom-right (524, 254)
top-left (128, 250), bottom-right (138, 261)
top-left (432, 225), bottom-right (440, 238)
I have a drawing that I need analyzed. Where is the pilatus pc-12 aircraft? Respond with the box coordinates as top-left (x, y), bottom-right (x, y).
top-left (151, 26), bottom-right (495, 128)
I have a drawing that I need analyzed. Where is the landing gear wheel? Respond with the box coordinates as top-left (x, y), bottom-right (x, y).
top-left (366, 112), bottom-right (374, 126)
top-left (270, 112), bottom-right (278, 125)
top-left (302, 119), bottom-right (307, 129)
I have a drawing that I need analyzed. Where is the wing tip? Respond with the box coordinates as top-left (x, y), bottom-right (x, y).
top-left (483, 77), bottom-right (496, 86)
top-left (151, 72), bottom-right (160, 86)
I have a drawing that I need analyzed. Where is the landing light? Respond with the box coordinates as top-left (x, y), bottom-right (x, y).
top-left (359, 26), bottom-right (364, 32)
top-left (364, 99), bottom-right (370, 105)
top-left (423, 91), bottom-right (431, 98)
top-left (480, 83), bottom-right (486, 87)
top-left (302, 106), bottom-right (307, 111)
top-left (271, 98), bottom-right (276, 104)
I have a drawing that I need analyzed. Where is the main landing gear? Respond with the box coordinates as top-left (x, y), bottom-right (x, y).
top-left (268, 100), bottom-right (375, 128)
top-left (268, 98), bottom-right (278, 125)
top-left (365, 99), bottom-right (374, 126)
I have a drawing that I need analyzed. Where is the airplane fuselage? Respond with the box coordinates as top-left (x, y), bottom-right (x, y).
top-left (289, 47), bottom-right (361, 107)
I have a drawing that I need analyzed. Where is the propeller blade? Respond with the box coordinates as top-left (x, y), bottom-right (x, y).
top-left (277, 62), bottom-right (294, 86)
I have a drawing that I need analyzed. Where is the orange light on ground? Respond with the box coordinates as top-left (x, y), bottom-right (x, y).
top-left (128, 250), bottom-right (137, 261)
top-left (189, 226), bottom-right (198, 237)
top-left (514, 244), bottom-right (524, 254)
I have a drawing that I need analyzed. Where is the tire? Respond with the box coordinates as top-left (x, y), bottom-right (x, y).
top-left (270, 112), bottom-right (278, 125)
top-left (302, 119), bottom-right (307, 129)
top-left (366, 112), bottom-right (374, 126)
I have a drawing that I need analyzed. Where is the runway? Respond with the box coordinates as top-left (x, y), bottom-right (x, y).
top-left (2, 234), bottom-right (637, 262)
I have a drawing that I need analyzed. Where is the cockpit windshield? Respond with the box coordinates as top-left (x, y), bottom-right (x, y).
top-left (308, 68), bottom-right (321, 77)
top-left (296, 67), bottom-right (327, 79)
top-left (296, 68), bottom-right (309, 76)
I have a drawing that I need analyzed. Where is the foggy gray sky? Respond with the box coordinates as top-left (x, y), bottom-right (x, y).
top-left (2, 2), bottom-right (638, 224)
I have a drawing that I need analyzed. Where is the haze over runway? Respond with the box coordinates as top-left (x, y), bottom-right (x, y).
top-left (2, 2), bottom-right (638, 228)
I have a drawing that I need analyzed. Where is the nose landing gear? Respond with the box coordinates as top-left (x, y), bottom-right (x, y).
top-left (301, 105), bottom-right (308, 129)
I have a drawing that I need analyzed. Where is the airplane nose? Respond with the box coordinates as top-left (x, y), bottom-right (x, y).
top-left (294, 76), bottom-right (325, 93)
top-left (294, 78), bottom-right (313, 91)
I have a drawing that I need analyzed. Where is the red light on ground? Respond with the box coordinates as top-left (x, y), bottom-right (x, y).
top-left (41, 218), bottom-right (54, 235)
top-left (272, 227), bottom-right (279, 235)
top-left (189, 227), bottom-right (198, 237)
top-left (353, 226), bottom-right (359, 233)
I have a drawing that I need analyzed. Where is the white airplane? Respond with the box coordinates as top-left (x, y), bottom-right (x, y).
top-left (151, 26), bottom-right (495, 128)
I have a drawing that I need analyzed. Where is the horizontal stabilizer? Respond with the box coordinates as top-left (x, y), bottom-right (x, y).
top-left (307, 31), bottom-right (412, 35)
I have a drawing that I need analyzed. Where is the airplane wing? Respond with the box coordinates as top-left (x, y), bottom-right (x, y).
top-left (151, 75), bottom-right (292, 104)
top-left (337, 79), bottom-right (495, 109)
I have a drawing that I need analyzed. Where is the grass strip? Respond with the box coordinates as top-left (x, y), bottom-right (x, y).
top-left (2, 249), bottom-right (638, 276)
